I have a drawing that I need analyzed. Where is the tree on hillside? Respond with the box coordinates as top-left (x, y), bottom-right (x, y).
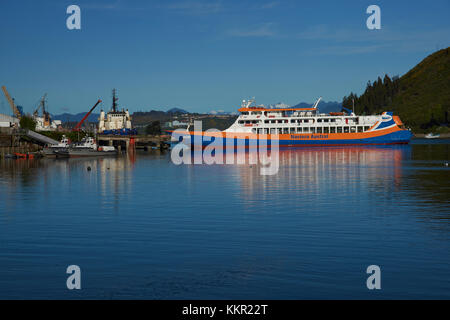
top-left (19, 115), bottom-right (37, 131)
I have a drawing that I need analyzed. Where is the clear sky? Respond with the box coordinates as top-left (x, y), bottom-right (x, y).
top-left (0, 0), bottom-right (449, 114)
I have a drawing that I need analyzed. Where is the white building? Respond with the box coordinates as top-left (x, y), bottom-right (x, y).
top-left (34, 116), bottom-right (61, 131)
top-left (0, 113), bottom-right (19, 128)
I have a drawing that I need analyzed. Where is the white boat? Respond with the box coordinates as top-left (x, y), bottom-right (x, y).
top-left (43, 135), bottom-right (71, 156)
top-left (425, 133), bottom-right (440, 139)
top-left (45, 136), bottom-right (117, 158)
top-left (71, 136), bottom-right (97, 150)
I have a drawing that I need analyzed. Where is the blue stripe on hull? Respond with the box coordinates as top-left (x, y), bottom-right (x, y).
top-left (174, 130), bottom-right (412, 147)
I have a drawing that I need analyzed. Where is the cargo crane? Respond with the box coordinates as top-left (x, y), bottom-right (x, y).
top-left (1, 86), bottom-right (22, 119)
top-left (33, 93), bottom-right (48, 117)
top-left (73, 99), bottom-right (102, 132)
top-left (33, 93), bottom-right (51, 127)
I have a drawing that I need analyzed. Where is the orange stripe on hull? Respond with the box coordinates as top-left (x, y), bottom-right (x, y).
top-left (183, 126), bottom-right (402, 141)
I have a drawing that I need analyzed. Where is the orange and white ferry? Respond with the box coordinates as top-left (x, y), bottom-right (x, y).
top-left (171, 98), bottom-right (412, 147)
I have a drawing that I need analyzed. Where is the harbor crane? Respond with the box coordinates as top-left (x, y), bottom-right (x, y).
top-left (33, 93), bottom-right (48, 117)
top-left (1, 86), bottom-right (22, 119)
top-left (33, 93), bottom-right (52, 126)
top-left (73, 99), bottom-right (102, 132)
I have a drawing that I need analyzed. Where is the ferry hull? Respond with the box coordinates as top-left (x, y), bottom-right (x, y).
top-left (171, 128), bottom-right (412, 148)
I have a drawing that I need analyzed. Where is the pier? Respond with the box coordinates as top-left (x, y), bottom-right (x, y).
top-left (0, 128), bottom-right (43, 158)
top-left (97, 135), bottom-right (170, 152)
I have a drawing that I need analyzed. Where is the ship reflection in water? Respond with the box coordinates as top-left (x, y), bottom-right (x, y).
top-left (234, 146), bottom-right (409, 201)
top-left (0, 142), bottom-right (449, 299)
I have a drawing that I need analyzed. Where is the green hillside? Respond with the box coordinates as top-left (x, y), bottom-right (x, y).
top-left (343, 47), bottom-right (450, 133)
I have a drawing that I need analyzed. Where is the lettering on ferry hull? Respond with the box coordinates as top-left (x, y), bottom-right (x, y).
top-left (290, 134), bottom-right (329, 139)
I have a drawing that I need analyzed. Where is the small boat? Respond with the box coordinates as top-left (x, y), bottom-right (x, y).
top-left (10, 153), bottom-right (36, 159)
top-left (46, 136), bottom-right (117, 158)
top-left (425, 133), bottom-right (440, 139)
top-left (43, 135), bottom-right (70, 157)
top-left (54, 148), bottom-right (117, 158)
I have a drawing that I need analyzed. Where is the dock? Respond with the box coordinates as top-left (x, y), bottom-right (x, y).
top-left (0, 128), bottom-right (43, 157)
top-left (97, 135), bottom-right (170, 152)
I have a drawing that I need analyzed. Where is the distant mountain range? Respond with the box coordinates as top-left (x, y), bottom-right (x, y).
top-left (167, 107), bottom-right (189, 114)
top-left (52, 100), bottom-right (342, 123)
top-left (266, 100), bottom-right (342, 113)
top-left (294, 100), bottom-right (342, 114)
top-left (52, 112), bottom-right (100, 123)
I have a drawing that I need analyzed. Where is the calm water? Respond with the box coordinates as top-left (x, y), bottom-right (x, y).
top-left (0, 139), bottom-right (449, 299)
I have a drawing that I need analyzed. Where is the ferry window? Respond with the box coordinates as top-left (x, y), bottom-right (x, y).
top-left (350, 126), bottom-right (356, 133)
top-left (271, 120), bottom-right (276, 124)
top-left (331, 119), bottom-right (336, 122)
top-left (317, 127), bottom-right (322, 133)
top-left (278, 128), bottom-right (282, 134)
top-left (264, 128), bottom-right (269, 134)
top-left (297, 127), bottom-right (302, 133)
top-left (337, 127), bottom-right (343, 133)
top-left (264, 120), bottom-right (269, 123)
top-left (283, 128), bottom-right (289, 134)
top-left (344, 127), bottom-right (349, 133)
top-left (252, 120), bottom-right (257, 124)
top-left (357, 126), bottom-right (363, 132)
top-left (311, 127), bottom-right (316, 133)
top-left (242, 112), bottom-right (248, 115)
top-left (290, 119), bottom-right (295, 123)
top-left (324, 119), bottom-right (329, 123)
top-left (317, 119), bottom-right (322, 123)
top-left (252, 128), bottom-right (257, 133)
top-left (290, 128), bottom-right (295, 133)
top-left (245, 121), bottom-right (250, 124)
top-left (270, 128), bottom-right (276, 134)
top-left (364, 126), bottom-right (370, 131)
top-left (324, 127), bottom-right (329, 133)
top-left (238, 120), bottom-right (244, 124)
top-left (277, 120), bottom-right (283, 123)
top-left (330, 127), bottom-right (336, 133)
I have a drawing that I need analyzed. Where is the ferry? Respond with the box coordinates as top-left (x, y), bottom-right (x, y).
top-left (171, 98), bottom-right (412, 147)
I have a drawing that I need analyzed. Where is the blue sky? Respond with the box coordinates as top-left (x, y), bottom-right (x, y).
top-left (0, 0), bottom-right (449, 114)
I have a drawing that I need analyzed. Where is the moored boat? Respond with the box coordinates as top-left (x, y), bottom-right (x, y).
top-left (47, 136), bottom-right (117, 158)
top-left (425, 133), bottom-right (440, 139)
top-left (43, 135), bottom-right (70, 157)
top-left (53, 148), bottom-right (117, 158)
